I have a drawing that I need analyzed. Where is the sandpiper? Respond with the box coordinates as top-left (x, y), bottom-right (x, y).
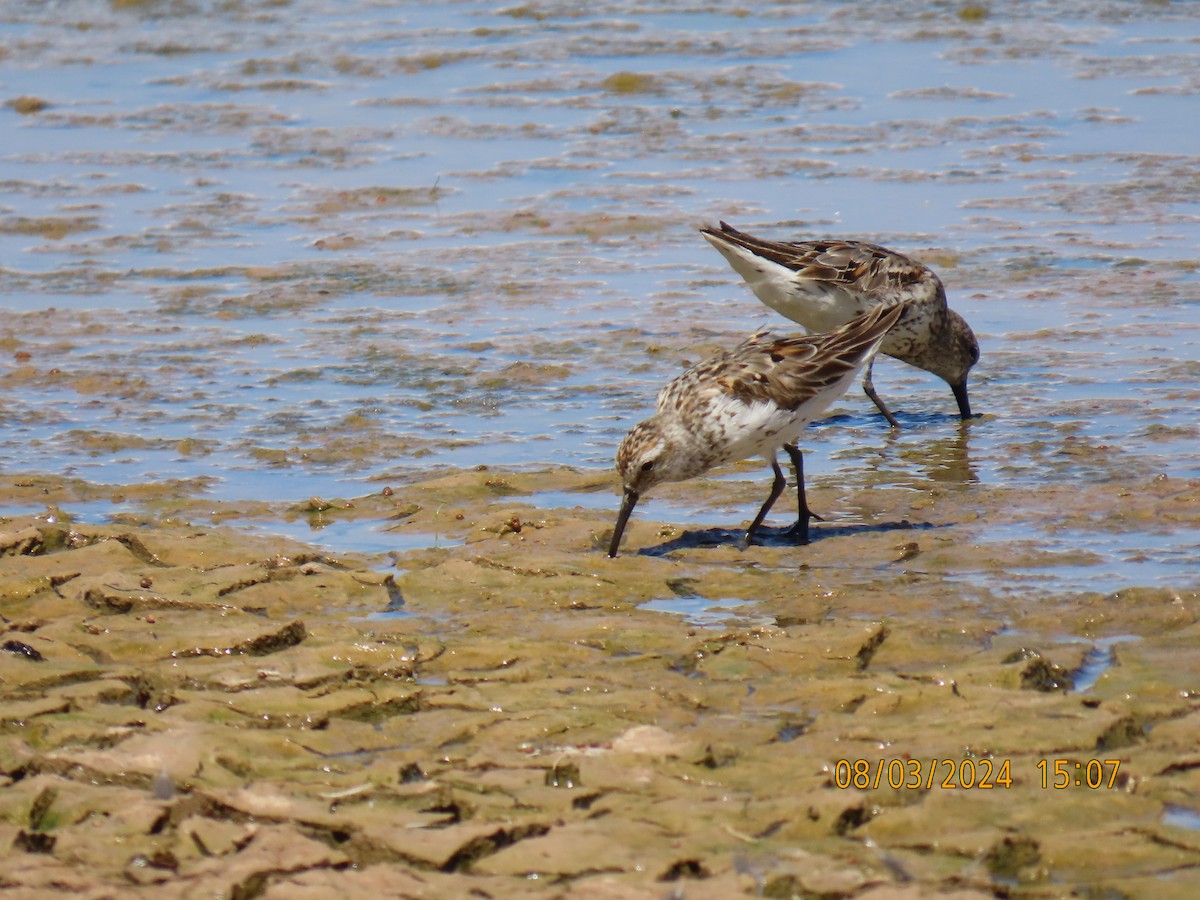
top-left (700, 221), bottom-right (979, 427)
top-left (608, 302), bottom-right (907, 557)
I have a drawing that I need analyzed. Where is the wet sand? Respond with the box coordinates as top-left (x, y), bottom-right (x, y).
top-left (3, 469), bottom-right (1199, 897)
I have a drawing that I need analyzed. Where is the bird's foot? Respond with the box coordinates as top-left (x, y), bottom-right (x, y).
top-left (783, 519), bottom-right (812, 545)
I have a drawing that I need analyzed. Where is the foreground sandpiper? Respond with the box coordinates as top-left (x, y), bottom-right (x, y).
top-left (608, 302), bottom-right (907, 557)
top-left (700, 221), bottom-right (979, 427)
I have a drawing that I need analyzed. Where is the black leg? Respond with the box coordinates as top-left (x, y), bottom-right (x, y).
top-left (862, 357), bottom-right (900, 428)
top-left (782, 443), bottom-right (822, 544)
top-left (743, 455), bottom-right (787, 546)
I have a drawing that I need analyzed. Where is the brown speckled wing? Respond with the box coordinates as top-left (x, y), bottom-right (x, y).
top-left (714, 303), bottom-right (906, 412)
top-left (703, 222), bottom-right (946, 310)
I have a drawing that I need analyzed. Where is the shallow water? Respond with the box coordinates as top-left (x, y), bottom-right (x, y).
top-left (3, 0), bottom-right (1199, 593)
top-left (1162, 805), bottom-right (1200, 833)
top-left (640, 594), bottom-right (770, 631)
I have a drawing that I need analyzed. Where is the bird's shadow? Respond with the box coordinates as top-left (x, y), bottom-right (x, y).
top-left (637, 518), bottom-right (942, 558)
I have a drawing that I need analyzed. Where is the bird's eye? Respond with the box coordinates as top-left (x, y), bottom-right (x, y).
top-left (640, 460), bottom-right (655, 472)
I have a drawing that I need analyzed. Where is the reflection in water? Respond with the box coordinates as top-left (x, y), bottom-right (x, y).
top-left (845, 416), bottom-right (978, 488)
top-left (902, 421), bottom-right (979, 485)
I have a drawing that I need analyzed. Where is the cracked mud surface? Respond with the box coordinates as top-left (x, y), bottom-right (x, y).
top-left (2, 468), bottom-right (1199, 897)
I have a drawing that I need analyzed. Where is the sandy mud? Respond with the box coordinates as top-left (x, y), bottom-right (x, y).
top-left (2, 468), bottom-right (1198, 897)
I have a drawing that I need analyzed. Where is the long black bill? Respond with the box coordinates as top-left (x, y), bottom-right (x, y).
top-left (608, 488), bottom-right (639, 558)
top-left (952, 381), bottom-right (972, 420)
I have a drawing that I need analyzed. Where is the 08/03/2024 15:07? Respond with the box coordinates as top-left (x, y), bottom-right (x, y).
top-left (833, 758), bottom-right (1124, 790)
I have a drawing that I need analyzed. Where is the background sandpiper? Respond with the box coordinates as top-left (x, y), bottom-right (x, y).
top-left (701, 221), bottom-right (979, 427)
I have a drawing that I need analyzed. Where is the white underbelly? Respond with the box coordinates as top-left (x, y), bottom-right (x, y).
top-left (755, 280), bottom-right (865, 333)
top-left (703, 362), bottom-right (866, 463)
